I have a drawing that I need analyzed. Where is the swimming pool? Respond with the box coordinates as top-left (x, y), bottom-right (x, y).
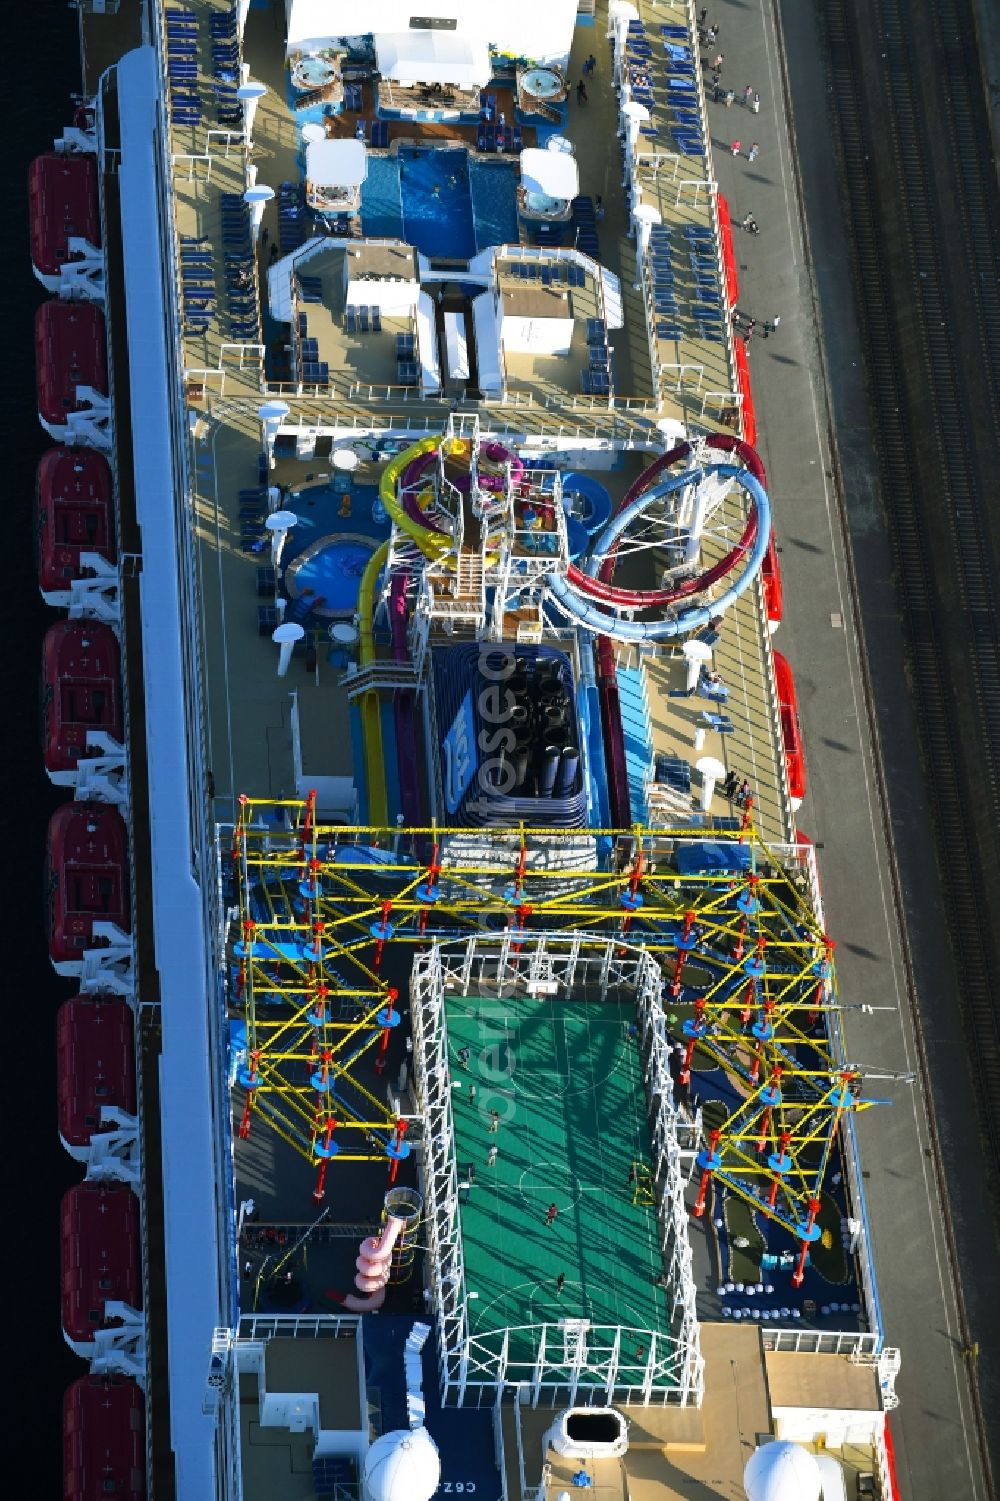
top-left (360, 148), bottom-right (517, 259)
top-left (285, 535), bottom-right (376, 617)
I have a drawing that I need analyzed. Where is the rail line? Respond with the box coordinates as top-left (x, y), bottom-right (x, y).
top-left (819, 0), bottom-right (1000, 1213)
top-left (813, 3), bottom-right (1000, 1489)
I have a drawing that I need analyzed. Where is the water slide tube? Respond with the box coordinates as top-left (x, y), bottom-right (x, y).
top-left (577, 639), bottom-right (611, 829)
top-left (331, 1215), bottom-right (406, 1313)
top-left (380, 437), bottom-right (452, 560)
top-left (382, 436), bottom-right (522, 558)
top-left (545, 464), bottom-right (771, 643)
top-left (389, 570), bottom-right (425, 828)
top-left (588, 435), bottom-right (765, 826)
top-left (567, 435), bottom-right (766, 609)
top-left (357, 541), bottom-right (390, 826)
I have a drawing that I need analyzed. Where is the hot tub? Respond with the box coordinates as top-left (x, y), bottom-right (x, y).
top-left (292, 54), bottom-right (337, 91)
top-left (521, 67), bottom-right (564, 99)
top-left (284, 533), bottom-right (376, 617)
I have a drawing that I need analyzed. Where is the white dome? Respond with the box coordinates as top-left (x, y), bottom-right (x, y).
top-left (364, 1428), bottom-right (441, 1501)
top-left (744, 1441), bottom-right (822, 1501)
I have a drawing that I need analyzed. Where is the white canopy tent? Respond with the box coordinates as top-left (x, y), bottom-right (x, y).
top-left (519, 148), bottom-right (579, 200)
top-left (284, 0), bottom-right (578, 70)
top-left (305, 137), bottom-right (367, 186)
top-left (375, 31), bottom-right (491, 88)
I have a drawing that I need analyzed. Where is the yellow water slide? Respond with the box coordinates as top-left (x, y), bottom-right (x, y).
top-left (378, 435), bottom-right (452, 560)
top-left (357, 540), bottom-right (390, 826)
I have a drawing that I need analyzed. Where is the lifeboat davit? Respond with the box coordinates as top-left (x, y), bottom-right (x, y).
top-left (45, 802), bottom-right (130, 976)
top-left (57, 994), bottom-right (135, 1161)
top-left (761, 529), bottom-right (783, 630)
top-left (61, 1182), bottom-right (141, 1356)
top-left (42, 621), bottom-right (122, 785)
top-left (35, 299), bottom-right (107, 440)
top-left (64, 1376), bottom-right (144, 1501)
top-left (36, 447), bottom-right (115, 605)
top-left (773, 650), bottom-right (806, 809)
top-left (28, 152), bottom-right (100, 290)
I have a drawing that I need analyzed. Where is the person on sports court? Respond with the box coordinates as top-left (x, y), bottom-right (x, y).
top-left (487, 1145), bottom-right (498, 1166)
top-left (545, 1203), bottom-right (558, 1226)
top-left (556, 1273), bottom-right (566, 1295)
top-left (488, 1109), bottom-right (500, 1133)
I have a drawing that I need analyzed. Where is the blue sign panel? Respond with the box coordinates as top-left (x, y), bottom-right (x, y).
top-left (443, 691), bottom-right (477, 814)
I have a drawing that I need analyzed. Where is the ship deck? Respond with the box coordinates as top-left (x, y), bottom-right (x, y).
top-left (143, 0), bottom-right (790, 836)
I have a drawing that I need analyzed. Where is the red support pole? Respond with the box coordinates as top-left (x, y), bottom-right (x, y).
top-left (627, 847), bottom-right (645, 904)
top-left (739, 979), bottom-right (754, 1025)
top-left (299, 788), bottom-right (316, 876)
top-left (670, 909), bottom-right (697, 997)
top-left (693, 1128), bottom-right (720, 1218)
top-left (511, 904), bottom-right (532, 955)
top-left (679, 999), bottom-right (705, 1085)
top-left (238, 1050), bottom-right (260, 1139)
top-left (791, 1196), bottom-right (821, 1288)
top-left (768, 1130), bottom-right (792, 1209)
top-left (374, 987), bottom-right (399, 1076)
top-left (740, 795), bottom-right (754, 833)
top-left (734, 915), bottom-right (747, 962)
top-left (388, 1119), bottom-right (409, 1185)
top-left (313, 1113), bottom-right (337, 1204)
top-left (373, 899), bottom-right (393, 973)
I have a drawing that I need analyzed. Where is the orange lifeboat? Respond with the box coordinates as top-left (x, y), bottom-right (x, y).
top-left (773, 650), bottom-right (805, 807)
top-left (45, 802), bottom-right (130, 975)
top-left (64, 1376), bottom-right (144, 1501)
top-left (36, 447), bottom-right (115, 605)
top-left (28, 152), bottom-right (100, 290)
top-left (56, 994), bottom-right (135, 1161)
top-left (42, 621), bottom-right (122, 784)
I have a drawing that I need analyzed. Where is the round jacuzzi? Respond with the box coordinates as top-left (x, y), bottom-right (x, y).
top-left (521, 67), bottom-right (564, 99)
top-left (284, 533), bottom-right (376, 617)
top-left (293, 54), bottom-right (337, 91)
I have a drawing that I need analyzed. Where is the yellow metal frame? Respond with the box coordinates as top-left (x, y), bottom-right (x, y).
top-left (230, 798), bottom-right (870, 1232)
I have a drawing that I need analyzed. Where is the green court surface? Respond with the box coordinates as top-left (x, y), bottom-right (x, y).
top-left (446, 995), bottom-right (675, 1386)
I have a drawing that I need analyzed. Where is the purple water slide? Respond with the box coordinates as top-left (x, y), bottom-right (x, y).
top-left (389, 571), bottom-right (424, 827)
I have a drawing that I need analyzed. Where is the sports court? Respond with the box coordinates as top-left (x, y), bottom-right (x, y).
top-left (446, 994), bottom-right (676, 1387)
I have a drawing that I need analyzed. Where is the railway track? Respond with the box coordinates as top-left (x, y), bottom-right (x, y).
top-left (819, 0), bottom-right (1000, 1198)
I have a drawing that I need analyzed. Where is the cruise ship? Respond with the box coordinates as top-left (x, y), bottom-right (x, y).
top-left (34, 2), bottom-right (904, 1499)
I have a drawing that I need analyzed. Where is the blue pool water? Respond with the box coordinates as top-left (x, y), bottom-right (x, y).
top-left (291, 539), bottom-right (375, 615)
top-left (360, 148), bottom-right (518, 259)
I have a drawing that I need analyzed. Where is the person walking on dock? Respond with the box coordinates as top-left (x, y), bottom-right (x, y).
top-left (730, 139), bottom-right (742, 157)
top-left (742, 84), bottom-right (753, 107)
top-left (747, 142), bottom-right (760, 163)
top-left (576, 80), bottom-right (588, 105)
top-left (711, 53), bottom-right (724, 72)
top-left (546, 1203), bottom-right (558, 1226)
top-left (751, 91), bottom-right (761, 114)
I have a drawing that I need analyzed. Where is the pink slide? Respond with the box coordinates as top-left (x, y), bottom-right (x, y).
top-left (328, 1216), bottom-right (406, 1312)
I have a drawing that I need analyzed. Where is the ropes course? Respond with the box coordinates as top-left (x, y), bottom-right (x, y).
top-left (230, 797), bottom-right (875, 1277)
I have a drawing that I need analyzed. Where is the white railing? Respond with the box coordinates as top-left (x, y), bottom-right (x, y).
top-left (761, 1328), bottom-right (881, 1359)
top-left (237, 1313), bottom-right (362, 1341)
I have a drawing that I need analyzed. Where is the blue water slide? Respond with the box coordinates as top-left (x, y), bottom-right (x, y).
top-left (576, 640), bottom-right (611, 828)
top-left (560, 471), bottom-right (613, 536)
top-left (546, 464), bottom-right (771, 643)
